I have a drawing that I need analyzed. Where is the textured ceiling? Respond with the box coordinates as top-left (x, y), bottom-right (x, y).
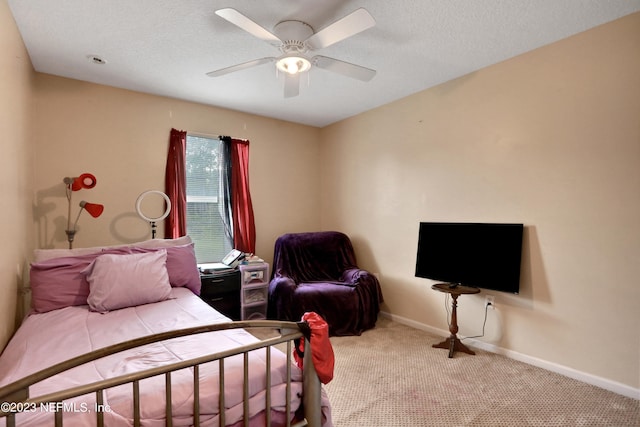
top-left (8, 0), bottom-right (640, 127)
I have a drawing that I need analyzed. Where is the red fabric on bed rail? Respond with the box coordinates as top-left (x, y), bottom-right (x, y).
top-left (294, 312), bottom-right (335, 384)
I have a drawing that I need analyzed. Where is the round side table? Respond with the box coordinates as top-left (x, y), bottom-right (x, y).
top-left (431, 283), bottom-right (480, 358)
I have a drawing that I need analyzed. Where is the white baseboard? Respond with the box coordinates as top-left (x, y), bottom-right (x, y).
top-left (379, 311), bottom-right (639, 400)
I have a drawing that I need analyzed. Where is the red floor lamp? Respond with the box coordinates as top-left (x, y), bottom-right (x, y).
top-left (63, 173), bottom-right (104, 249)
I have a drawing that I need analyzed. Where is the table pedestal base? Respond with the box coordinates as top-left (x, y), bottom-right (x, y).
top-left (433, 336), bottom-right (476, 358)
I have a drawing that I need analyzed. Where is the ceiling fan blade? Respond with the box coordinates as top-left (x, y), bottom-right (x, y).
top-left (215, 8), bottom-right (281, 45)
top-left (283, 73), bottom-right (300, 98)
top-left (305, 8), bottom-right (375, 50)
top-left (312, 56), bottom-right (376, 82)
top-left (206, 57), bottom-right (275, 77)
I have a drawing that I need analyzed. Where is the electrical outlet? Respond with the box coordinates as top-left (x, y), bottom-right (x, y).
top-left (485, 295), bottom-right (495, 309)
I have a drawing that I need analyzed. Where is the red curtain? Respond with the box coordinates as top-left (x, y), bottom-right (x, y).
top-left (230, 138), bottom-right (256, 254)
top-left (165, 128), bottom-right (187, 238)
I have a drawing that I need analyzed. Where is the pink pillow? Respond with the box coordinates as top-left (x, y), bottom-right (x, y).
top-left (130, 243), bottom-right (201, 295)
top-left (30, 247), bottom-right (132, 313)
top-left (85, 250), bottom-right (172, 313)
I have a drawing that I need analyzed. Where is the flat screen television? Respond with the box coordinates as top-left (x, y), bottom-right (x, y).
top-left (415, 222), bottom-right (524, 294)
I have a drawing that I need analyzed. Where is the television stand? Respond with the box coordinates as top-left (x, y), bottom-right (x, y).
top-left (431, 283), bottom-right (481, 358)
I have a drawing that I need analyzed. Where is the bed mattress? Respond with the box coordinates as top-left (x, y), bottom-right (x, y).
top-left (0, 288), bottom-right (307, 426)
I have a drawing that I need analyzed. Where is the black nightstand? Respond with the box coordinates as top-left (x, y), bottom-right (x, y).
top-left (199, 270), bottom-right (241, 320)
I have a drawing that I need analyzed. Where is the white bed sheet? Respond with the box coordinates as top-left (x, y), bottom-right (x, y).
top-left (0, 288), bottom-right (317, 426)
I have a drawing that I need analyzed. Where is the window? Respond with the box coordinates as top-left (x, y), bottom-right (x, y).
top-left (185, 134), bottom-right (232, 263)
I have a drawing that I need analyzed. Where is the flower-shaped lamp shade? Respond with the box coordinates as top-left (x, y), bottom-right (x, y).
top-left (79, 201), bottom-right (104, 218)
top-left (65, 173), bottom-right (97, 191)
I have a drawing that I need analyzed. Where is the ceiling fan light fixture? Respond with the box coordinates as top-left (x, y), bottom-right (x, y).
top-left (276, 55), bottom-right (311, 75)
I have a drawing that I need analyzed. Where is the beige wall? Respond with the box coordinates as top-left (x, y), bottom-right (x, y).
top-left (0, 0), bottom-right (35, 349)
top-left (2, 0), bottom-right (638, 396)
top-left (320, 13), bottom-right (640, 390)
top-left (32, 75), bottom-right (322, 266)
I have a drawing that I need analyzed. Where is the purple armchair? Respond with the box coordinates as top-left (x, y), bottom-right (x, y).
top-left (267, 231), bottom-right (383, 336)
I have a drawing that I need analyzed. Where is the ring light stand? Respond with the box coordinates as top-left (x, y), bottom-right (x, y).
top-left (135, 190), bottom-right (171, 238)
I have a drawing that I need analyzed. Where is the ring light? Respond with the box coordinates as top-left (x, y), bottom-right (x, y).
top-left (136, 190), bottom-right (171, 222)
top-left (135, 190), bottom-right (171, 238)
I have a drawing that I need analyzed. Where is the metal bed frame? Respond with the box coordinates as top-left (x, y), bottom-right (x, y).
top-left (0, 320), bottom-right (322, 427)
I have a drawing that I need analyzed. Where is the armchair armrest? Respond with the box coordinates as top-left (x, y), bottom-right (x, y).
top-left (340, 268), bottom-right (376, 285)
top-left (267, 276), bottom-right (297, 319)
top-left (269, 275), bottom-right (298, 290)
top-left (340, 269), bottom-right (383, 304)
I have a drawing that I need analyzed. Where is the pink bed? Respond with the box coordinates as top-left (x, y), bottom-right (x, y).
top-left (0, 238), bottom-right (332, 426)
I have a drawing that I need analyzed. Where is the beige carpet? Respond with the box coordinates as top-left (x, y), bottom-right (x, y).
top-left (323, 317), bottom-right (639, 427)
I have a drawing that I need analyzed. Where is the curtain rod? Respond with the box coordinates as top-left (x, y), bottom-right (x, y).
top-left (187, 131), bottom-right (248, 142)
top-left (187, 131), bottom-right (221, 140)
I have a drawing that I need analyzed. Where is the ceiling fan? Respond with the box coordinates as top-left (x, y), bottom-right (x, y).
top-left (207, 7), bottom-right (377, 98)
